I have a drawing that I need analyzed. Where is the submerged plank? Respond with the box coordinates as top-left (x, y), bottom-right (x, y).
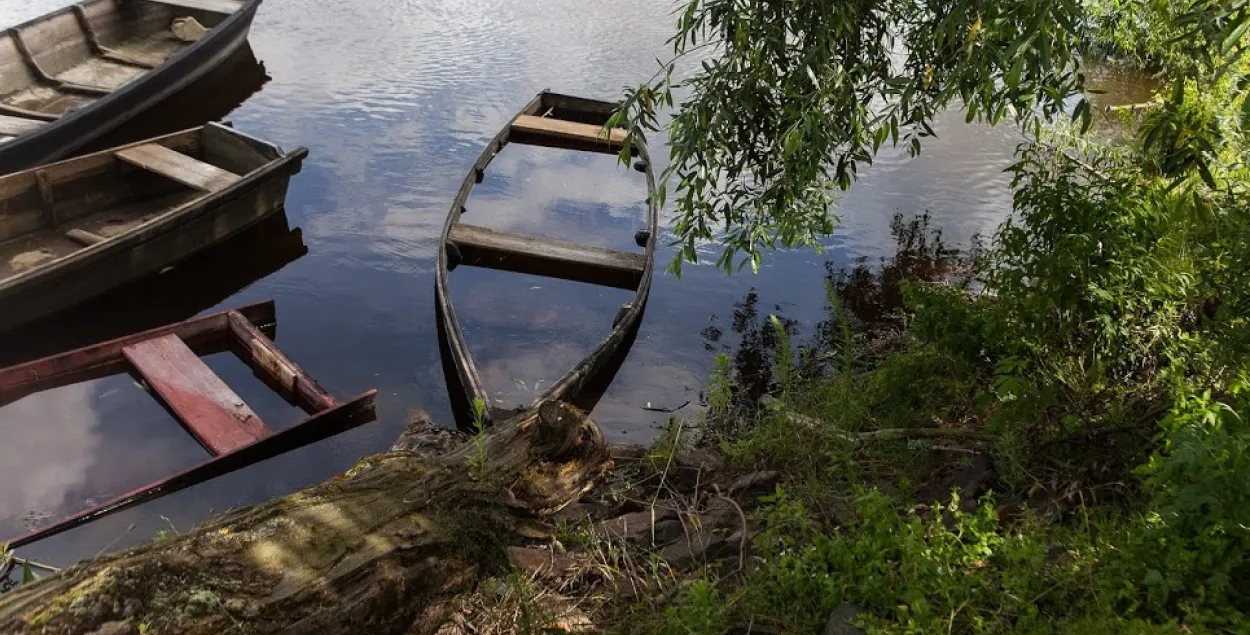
top-left (123, 334), bottom-right (272, 455)
top-left (449, 223), bottom-right (646, 289)
top-left (116, 143), bottom-right (241, 192)
top-left (0, 115), bottom-right (43, 137)
top-left (147, 0), bottom-right (245, 14)
top-left (511, 115), bottom-right (626, 149)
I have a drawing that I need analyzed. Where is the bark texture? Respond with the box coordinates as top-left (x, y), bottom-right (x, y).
top-left (0, 401), bottom-right (610, 635)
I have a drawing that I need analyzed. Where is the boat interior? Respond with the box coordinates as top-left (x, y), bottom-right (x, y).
top-left (0, 124), bottom-right (271, 282)
top-left (0, 0), bottom-right (245, 143)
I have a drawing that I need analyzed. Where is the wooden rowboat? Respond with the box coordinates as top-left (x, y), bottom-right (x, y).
top-left (0, 300), bottom-right (378, 548)
top-left (0, 122), bottom-right (307, 332)
top-left (436, 91), bottom-right (658, 425)
top-left (0, 0), bottom-right (262, 174)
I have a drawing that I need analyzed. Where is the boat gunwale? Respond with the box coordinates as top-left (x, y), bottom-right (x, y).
top-left (0, 122), bottom-right (308, 296)
top-left (435, 90), bottom-right (659, 425)
top-left (0, 0), bottom-right (262, 169)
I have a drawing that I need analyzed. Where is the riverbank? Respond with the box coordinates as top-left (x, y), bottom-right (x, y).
top-left (451, 209), bottom-right (1246, 633)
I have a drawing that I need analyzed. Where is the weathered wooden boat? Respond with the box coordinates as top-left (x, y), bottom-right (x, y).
top-left (0, 0), bottom-right (262, 174)
top-left (0, 211), bottom-right (306, 367)
top-left (1, 300), bottom-right (378, 548)
top-left (0, 122), bottom-right (307, 332)
top-left (436, 91), bottom-right (658, 425)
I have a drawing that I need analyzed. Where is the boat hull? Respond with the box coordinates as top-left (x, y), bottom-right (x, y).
top-left (0, 0), bottom-right (261, 175)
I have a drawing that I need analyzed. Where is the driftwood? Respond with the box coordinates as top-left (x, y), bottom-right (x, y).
top-left (0, 401), bottom-right (610, 635)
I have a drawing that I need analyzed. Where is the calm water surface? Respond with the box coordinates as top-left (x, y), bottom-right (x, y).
top-left (0, 0), bottom-right (1148, 563)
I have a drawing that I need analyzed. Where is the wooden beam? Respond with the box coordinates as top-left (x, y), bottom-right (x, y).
top-left (146, 0), bottom-right (245, 14)
top-left (64, 228), bottom-right (106, 246)
top-left (124, 334), bottom-right (272, 455)
top-left (34, 169), bottom-right (57, 226)
top-left (510, 115), bottom-right (626, 151)
top-left (449, 223), bottom-right (646, 290)
top-left (0, 301), bottom-right (275, 407)
top-left (0, 114), bottom-right (43, 137)
top-left (0, 104), bottom-right (58, 122)
top-left (3, 390), bottom-right (378, 549)
top-left (227, 311), bottom-right (337, 413)
top-left (115, 143), bottom-right (241, 192)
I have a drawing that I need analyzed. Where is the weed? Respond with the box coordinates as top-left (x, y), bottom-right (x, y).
top-left (468, 398), bottom-right (488, 481)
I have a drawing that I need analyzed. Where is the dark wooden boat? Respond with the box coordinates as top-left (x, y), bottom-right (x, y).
top-left (436, 91), bottom-right (658, 425)
top-left (0, 0), bottom-right (262, 174)
top-left (0, 300), bottom-right (378, 548)
top-left (0, 122), bottom-right (307, 331)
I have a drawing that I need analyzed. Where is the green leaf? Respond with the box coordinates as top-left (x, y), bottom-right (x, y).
top-left (1221, 15), bottom-right (1250, 55)
top-left (1196, 160), bottom-right (1218, 188)
top-left (783, 127), bottom-right (801, 158)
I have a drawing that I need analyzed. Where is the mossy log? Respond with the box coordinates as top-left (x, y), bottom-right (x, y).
top-left (0, 402), bottom-right (610, 635)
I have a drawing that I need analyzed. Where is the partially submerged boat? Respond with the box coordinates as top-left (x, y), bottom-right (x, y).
top-left (0, 122), bottom-right (307, 331)
top-left (0, 0), bottom-right (262, 174)
top-left (436, 91), bottom-right (658, 425)
top-left (0, 300), bottom-right (378, 548)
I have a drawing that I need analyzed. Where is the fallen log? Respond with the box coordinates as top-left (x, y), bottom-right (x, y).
top-left (0, 401), bottom-right (610, 635)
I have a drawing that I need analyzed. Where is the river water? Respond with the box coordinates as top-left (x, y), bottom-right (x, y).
top-left (0, 0), bottom-right (1150, 564)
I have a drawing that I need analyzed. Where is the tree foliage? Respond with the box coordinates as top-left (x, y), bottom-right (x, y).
top-left (612, 0), bottom-right (1249, 273)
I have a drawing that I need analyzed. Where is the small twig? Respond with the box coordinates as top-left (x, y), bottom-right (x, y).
top-left (930, 445), bottom-right (984, 455)
top-left (6, 556), bottom-right (59, 573)
top-left (642, 400), bottom-right (691, 414)
top-left (93, 523), bottom-right (136, 560)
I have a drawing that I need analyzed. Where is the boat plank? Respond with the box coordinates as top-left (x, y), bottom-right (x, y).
top-left (511, 114), bottom-right (626, 148)
top-left (449, 223), bottom-right (645, 289)
top-left (147, 0), bottom-right (245, 14)
top-left (228, 311), bottom-right (337, 413)
top-left (0, 114), bottom-right (43, 136)
top-left (115, 143), bottom-right (240, 192)
top-left (124, 333), bottom-right (272, 455)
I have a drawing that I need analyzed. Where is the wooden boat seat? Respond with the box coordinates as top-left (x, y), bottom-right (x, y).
top-left (123, 333), bottom-right (272, 455)
top-left (511, 115), bottom-right (627, 149)
top-left (147, 0), bottom-right (245, 14)
top-left (116, 143), bottom-right (241, 192)
top-left (64, 228), bottom-right (106, 246)
top-left (0, 114), bottom-right (43, 137)
top-left (449, 223), bottom-right (646, 289)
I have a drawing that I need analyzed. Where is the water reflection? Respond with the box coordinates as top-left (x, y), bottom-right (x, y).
top-left (0, 384), bottom-right (101, 531)
top-left (0, 375), bottom-right (206, 542)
